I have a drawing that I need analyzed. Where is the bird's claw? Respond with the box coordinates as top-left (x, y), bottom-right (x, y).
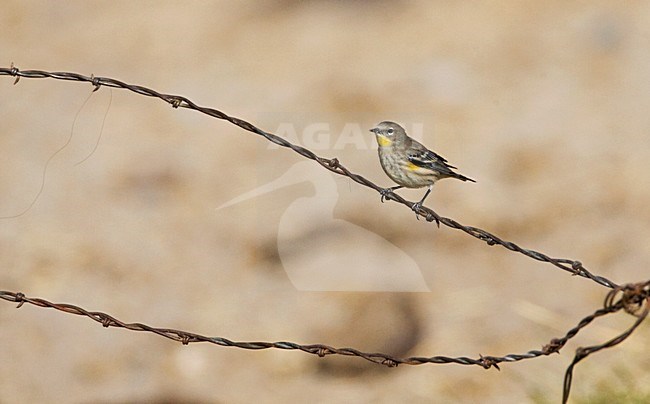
top-left (380, 188), bottom-right (393, 203)
top-left (411, 202), bottom-right (440, 226)
top-left (411, 202), bottom-right (423, 220)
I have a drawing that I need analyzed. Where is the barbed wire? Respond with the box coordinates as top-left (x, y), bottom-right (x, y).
top-left (0, 65), bottom-right (617, 290)
top-left (1, 65), bottom-right (647, 402)
top-left (1, 284), bottom-right (648, 374)
top-left (1, 284), bottom-right (648, 403)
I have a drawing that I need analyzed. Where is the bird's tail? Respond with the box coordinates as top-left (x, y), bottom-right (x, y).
top-left (453, 172), bottom-right (476, 183)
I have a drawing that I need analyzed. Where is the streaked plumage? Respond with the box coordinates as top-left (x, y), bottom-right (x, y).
top-left (370, 121), bottom-right (474, 215)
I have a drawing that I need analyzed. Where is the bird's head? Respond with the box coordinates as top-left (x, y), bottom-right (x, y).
top-left (370, 121), bottom-right (405, 147)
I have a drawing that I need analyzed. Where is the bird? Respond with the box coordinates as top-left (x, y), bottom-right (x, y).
top-left (217, 161), bottom-right (430, 292)
top-left (370, 121), bottom-right (475, 217)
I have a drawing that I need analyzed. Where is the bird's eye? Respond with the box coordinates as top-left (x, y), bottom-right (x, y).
top-left (387, 128), bottom-right (394, 135)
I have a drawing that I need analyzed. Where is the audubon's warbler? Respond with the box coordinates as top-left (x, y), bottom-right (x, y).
top-left (370, 121), bottom-right (475, 216)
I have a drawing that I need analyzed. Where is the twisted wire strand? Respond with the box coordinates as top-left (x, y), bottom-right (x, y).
top-left (561, 281), bottom-right (650, 403)
top-left (1, 287), bottom-right (647, 375)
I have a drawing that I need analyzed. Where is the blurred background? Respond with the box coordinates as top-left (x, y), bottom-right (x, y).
top-left (1, 1), bottom-right (650, 402)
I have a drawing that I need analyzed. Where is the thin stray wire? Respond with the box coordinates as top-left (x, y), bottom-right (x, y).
top-left (75, 88), bottom-right (113, 166)
top-left (0, 87), bottom-right (95, 219)
top-left (0, 66), bottom-right (617, 290)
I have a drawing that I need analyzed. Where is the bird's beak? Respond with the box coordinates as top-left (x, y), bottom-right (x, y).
top-left (369, 127), bottom-right (378, 133)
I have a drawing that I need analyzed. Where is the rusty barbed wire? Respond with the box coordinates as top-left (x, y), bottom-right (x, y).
top-left (0, 65), bottom-right (617, 290)
top-left (1, 285), bottom-right (648, 375)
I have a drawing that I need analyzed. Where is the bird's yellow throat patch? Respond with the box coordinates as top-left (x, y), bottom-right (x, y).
top-left (377, 135), bottom-right (392, 147)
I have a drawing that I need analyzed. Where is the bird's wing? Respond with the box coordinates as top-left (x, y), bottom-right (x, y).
top-left (406, 139), bottom-right (458, 171)
top-left (405, 139), bottom-right (476, 182)
top-left (404, 138), bottom-right (476, 182)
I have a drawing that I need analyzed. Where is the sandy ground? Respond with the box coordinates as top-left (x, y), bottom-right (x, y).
top-left (1, 1), bottom-right (650, 403)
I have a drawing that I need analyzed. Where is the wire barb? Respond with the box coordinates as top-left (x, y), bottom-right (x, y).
top-left (90, 74), bottom-right (102, 92)
top-left (9, 62), bottom-right (20, 84)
